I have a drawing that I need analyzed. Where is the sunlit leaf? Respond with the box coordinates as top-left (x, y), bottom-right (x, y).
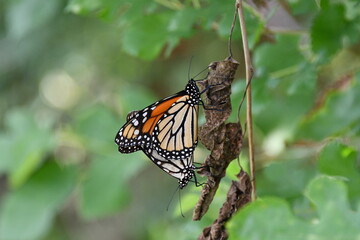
top-left (311, 1), bottom-right (359, 63)
top-left (65, 0), bottom-right (133, 20)
top-left (0, 109), bottom-right (55, 188)
top-left (318, 141), bottom-right (360, 202)
top-left (66, 0), bottom-right (103, 14)
top-left (121, 14), bottom-right (172, 60)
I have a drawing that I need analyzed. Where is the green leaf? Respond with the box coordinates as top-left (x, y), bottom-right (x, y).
top-left (79, 152), bottom-right (144, 219)
top-left (0, 109), bottom-right (55, 188)
top-left (0, 161), bottom-right (76, 240)
top-left (168, 8), bottom-right (198, 38)
top-left (229, 176), bottom-right (360, 240)
top-left (318, 141), bottom-right (360, 202)
top-left (65, 0), bottom-right (129, 19)
top-left (116, 83), bottom-right (157, 116)
top-left (201, 0), bottom-right (233, 32)
top-left (305, 176), bottom-right (360, 238)
top-left (297, 74), bottom-right (360, 140)
top-left (10, 150), bottom-right (44, 188)
top-left (257, 158), bottom-right (316, 199)
top-left (216, 7), bottom-right (239, 39)
top-left (215, 3), bottom-right (262, 48)
top-left (310, 1), bottom-right (357, 63)
top-left (343, 0), bottom-right (360, 20)
top-left (121, 14), bottom-right (172, 60)
top-left (254, 34), bottom-right (304, 75)
top-left (229, 197), bottom-right (309, 240)
top-left (66, 0), bottom-right (103, 14)
top-left (148, 219), bottom-right (205, 240)
top-left (254, 61), bottom-right (316, 137)
top-left (73, 104), bottom-right (120, 154)
top-left (289, 0), bottom-right (318, 16)
top-left (164, 8), bottom-right (199, 56)
top-left (251, 36), bottom-right (317, 134)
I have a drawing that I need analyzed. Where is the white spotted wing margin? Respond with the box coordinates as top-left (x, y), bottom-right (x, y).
top-left (114, 106), bottom-right (152, 154)
top-left (142, 148), bottom-right (196, 189)
top-left (114, 92), bottom-right (187, 154)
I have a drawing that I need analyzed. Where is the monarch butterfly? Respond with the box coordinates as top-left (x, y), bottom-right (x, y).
top-left (114, 78), bottom-right (202, 188)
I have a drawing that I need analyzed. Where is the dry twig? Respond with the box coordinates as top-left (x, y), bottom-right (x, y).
top-left (194, 1), bottom-right (255, 239)
top-left (198, 170), bottom-right (251, 240)
top-left (236, 0), bottom-right (256, 200)
top-left (193, 58), bottom-right (241, 221)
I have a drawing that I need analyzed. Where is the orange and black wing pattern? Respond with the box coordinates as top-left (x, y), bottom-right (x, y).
top-left (151, 95), bottom-right (199, 159)
top-left (114, 92), bottom-right (188, 154)
top-left (115, 79), bottom-right (201, 158)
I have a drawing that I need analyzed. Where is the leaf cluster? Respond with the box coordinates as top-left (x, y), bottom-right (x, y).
top-left (0, 0), bottom-right (360, 239)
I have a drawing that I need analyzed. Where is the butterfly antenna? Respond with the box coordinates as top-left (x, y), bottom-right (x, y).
top-left (166, 185), bottom-right (180, 212)
top-left (178, 189), bottom-right (185, 217)
top-left (188, 56), bottom-right (194, 80)
top-left (192, 65), bottom-right (210, 81)
top-left (228, 7), bottom-right (237, 58)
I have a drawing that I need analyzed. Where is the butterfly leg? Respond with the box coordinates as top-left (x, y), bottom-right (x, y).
top-left (193, 173), bottom-right (206, 187)
top-left (199, 82), bottom-right (224, 95)
top-left (199, 100), bottom-right (225, 112)
top-left (193, 161), bottom-right (206, 169)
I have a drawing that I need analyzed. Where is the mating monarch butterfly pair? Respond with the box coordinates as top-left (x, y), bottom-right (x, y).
top-left (114, 77), bottom-right (209, 189)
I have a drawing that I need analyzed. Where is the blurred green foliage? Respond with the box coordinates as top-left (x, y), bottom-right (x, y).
top-left (229, 176), bottom-right (360, 240)
top-left (0, 0), bottom-right (360, 239)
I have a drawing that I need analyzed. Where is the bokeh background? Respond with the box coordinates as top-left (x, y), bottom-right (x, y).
top-left (1, 0), bottom-right (360, 239)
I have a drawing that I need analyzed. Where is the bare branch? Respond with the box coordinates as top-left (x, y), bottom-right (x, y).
top-left (236, 0), bottom-right (256, 200)
top-left (198, 170), bottom-right (251, 240)
top-left (194, 2), bottom-right (256, 238)
top-left (193, 58), bottom-right (241, 221)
